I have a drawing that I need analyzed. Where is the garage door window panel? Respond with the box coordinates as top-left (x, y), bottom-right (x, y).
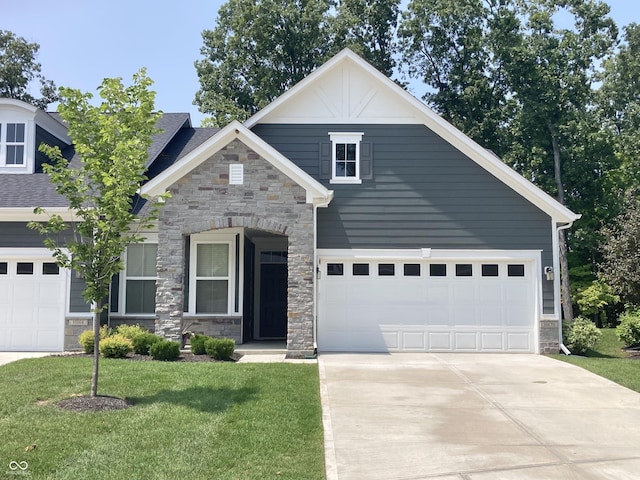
top-left (353, 263), bottom-right (369, 276)
top-left (327, 263), bottom-right (344, 276)
top-left (456, 264), bottom-right (473, 277)
top-left (404, 264), bottom-right (420, 277)
top-left (125, 244), bottom-right (157, 314)
top-left (430, 264), bottom-right (447, 277)
top-left (17, 262), bottom-right (33, 275)
top-left (43, 263), bottom-right (60, 275)
top-left (482, 264), bottom-right (499, 277)
top-left (0, 262), bottom-right (6, 275)
top-left (508, 264), bottom-right (525, 277)
top-left (378, 264), bottom-right (395, 276)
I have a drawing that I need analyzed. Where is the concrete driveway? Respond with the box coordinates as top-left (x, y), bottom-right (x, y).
top-left (0, 352), bottom-right (52, 366)
top-left (319, 353), bottom-right (640, 480)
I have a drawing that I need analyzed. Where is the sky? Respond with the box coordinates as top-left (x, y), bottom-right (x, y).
top-left (4, 0), bottom-right (640, 127)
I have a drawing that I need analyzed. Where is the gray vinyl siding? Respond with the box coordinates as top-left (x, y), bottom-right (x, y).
top-left (35, 126), bottom-right (68, 172)
top-left (253, 124), bottom-right (556, 314)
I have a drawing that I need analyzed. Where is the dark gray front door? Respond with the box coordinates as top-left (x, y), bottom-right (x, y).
top-left (259, 263), bottom-right (287, 338)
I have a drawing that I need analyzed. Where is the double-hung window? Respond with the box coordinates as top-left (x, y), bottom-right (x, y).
top-left (124, 243), bottom-right (158, 314)
top-left (195, 243), bottom-right (231, 314)
top-left (1, 122), bottom-right (26, 166)
top-left (329, 132), bottom-right (363, 184)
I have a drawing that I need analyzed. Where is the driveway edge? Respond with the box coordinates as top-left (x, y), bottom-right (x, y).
top-left (318, 356), bottom-right (339, 480)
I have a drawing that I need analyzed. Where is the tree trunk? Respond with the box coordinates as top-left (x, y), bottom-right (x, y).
top-left (90, 299), bottom-right (102, 397)
top-left (548, 122), bottom-right (574, 321)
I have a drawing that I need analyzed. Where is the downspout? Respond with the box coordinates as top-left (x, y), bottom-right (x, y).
top-left (556, 221), bottom-right (575, 355)
top-left (312, 194), bottom-right (333, 356)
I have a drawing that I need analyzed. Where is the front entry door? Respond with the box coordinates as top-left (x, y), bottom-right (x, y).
top-left (259, 263), bottom-right (287, 338)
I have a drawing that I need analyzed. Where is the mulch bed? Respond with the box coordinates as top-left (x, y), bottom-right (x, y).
top-left (52, 350), bottom-right (242, 413)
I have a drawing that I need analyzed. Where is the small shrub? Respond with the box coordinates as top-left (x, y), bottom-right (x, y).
top-left (132, 332), bottom-right (163, 355)
top-left (78, 324), bottom-right (112, 354)
top-left (99, 334), bottom-right (133, 358)
top-left (204, 337), bottom-right (235, 361)
top-left (190, 334), bottom-right (209, 355)
top-left (150, 340), bottom-right (181, 361)
top-left (567, 316), bottom-right (602, 355)
top-left (616, 310), bottom-right (640, 347)
top-left (115, 324), bottom-right (147, 341)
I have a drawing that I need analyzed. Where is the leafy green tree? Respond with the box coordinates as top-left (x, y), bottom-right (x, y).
top-left (398, 0), bottom-right (519, 155)
top-left (332, 0), bottom-right (401, 77)
top-left (0, 30), bottom-right (57, 109)
top-left (195, 0), bottom-right (334, 126)
top-left (600, 190), bottom-right (640, 307)
top-left (597, 23), bottom-right (640, 193)
top-left (499, 0), bottom-right (617, 320)
top-left (30, 70), bottom-right (162, 397)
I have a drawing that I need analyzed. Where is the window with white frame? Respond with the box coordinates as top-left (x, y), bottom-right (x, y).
top-left (194, 243), bottom-right (231, 314)
top-left (124, 243), bottom-right (158, 314)
top-left (1, 123), bottom-right (26, 166)
top-left (329, 132), bottom-right (363, 184)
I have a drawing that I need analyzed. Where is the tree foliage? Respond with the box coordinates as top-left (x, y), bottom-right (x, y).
top-left (30, 70), bottom-right (162, 396)
top-left (600, 190), bottom-right (640, 307)
top-left (194, 0), bottom-right (401, 126)
top-left (0, 30), bottom-right (57, 109)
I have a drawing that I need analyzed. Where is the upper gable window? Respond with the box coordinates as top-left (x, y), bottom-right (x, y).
top-left (0, 122), bottom-right (27, 167)
top-left (4, 123), bottom-right (26, 165)
top-left (329, 132), bottom-right (364, 184)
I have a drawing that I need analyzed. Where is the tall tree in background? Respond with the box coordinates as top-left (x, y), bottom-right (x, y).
top-left (195, 0), bottom-right (334, 126)
top-left (195, 0), bottom-right (402, 126)
top-left (0, 30), bottom-right (57, 109)
top-left (499, 0), bottom-right (617, 320)
top-left (332, 0), bottom-right (401, 77)
top-left (398, 0), bottom-right (519, 155)
top-left (30, 70), bottom-right (162, 397)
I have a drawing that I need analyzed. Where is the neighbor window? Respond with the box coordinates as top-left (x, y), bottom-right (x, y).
top-left (195, 243), bottom-right (230, 314)
top-left (1, 122), bottom-right (26, 166)
top-left (329, 132), bottom-right (364, 183)
top-left (124, 243), bottom-right (158, 314)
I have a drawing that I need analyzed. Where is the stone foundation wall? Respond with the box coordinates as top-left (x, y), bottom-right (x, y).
top-left (109, 317), bottom-right (156, 332)
top-left (64, 316), bottom-right (91, 351)
top-left (539, 318), bottom-right (561, 354)
top-left (183, 317), bottom-right (242, 343)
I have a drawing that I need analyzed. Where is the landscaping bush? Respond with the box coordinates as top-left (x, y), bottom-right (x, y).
top-left (115, 324), bottom-right (147, 341)
top-left (190, 334), bottom-right (209, 355)
top-left (204, 337), bottom-right (235, 361)
top-left (149, 340), bottom-right (181, 361)
top-left (99, 334), bottom-right (133, 358)
top-left (616, 310), bottom-right (640, 347)
top-left (78, 325), bottom-right (112, 354)
top-left (132, 332), bottom-right (163, 355)
top-left (567, 316), bottom-right (602, 355)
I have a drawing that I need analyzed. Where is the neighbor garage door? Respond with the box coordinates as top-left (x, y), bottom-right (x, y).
top-left (318, 255), bottom-right (537, 353)
top-left (0, 255), bottom-right (66, 351)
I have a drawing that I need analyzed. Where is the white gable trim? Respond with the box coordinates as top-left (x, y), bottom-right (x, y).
top-left (244, 49), bottom-right (579, 224)
top-left (140, 120), bottom-right (333, 206)
top-left (0, 207), bottom-right (77, 222)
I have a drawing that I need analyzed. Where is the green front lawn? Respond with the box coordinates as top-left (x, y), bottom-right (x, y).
top-left (551, 328), bottom-right (640, 393)
top-left (0, 357), bottom-right (325, 480)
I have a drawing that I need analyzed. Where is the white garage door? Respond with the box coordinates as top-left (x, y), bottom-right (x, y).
top-left (0, 255), bottom-right (66, 351)
top-left (318, 256), bottom-right (537, 353)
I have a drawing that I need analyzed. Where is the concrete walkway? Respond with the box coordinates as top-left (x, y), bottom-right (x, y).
top-left (319, 353), bottom-right (640, 480)
top-left (0, 352), bottom-right (52, 366)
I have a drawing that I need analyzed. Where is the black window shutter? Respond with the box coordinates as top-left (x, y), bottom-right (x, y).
top-left (319, 142), bottom-right (331, 179)
top-left (360, 142), bottom-right (373, 180)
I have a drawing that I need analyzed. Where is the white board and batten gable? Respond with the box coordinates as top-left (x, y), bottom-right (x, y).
top-left (245, 49), bottom-right (580, 225)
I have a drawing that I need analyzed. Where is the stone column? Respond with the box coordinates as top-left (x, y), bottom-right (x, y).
top-left (155, 226), bottom-right (185, 342)
top-left (285, 215), bottom-right (315, 358)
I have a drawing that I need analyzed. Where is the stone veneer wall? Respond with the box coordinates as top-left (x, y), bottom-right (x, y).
top-left (538, 319), bottom-right (560, 354)
top-left (64, 316), bottom-right (91, 351)
top-left (155, 139), bottom-right (315, 358)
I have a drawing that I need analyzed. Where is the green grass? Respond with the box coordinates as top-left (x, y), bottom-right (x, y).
top-left (551, 328), bottom-right (640, 393)
top-left (0, 357), bottom-right (326, 480)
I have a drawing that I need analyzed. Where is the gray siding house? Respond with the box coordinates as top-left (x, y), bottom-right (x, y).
top-left (0, 50), bottom-right (579, 356)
